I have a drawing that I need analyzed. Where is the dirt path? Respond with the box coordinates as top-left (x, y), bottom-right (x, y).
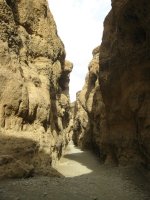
top-left (55, 141), bottom-right (100, 177)
top-left (0, 141), bottom-right (150, 200)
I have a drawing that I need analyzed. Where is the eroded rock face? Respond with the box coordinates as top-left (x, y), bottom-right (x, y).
top-left (0, 0), bottom-right (72, 178)
top-left (73, 47), bottom-right (107, 157)
top-left (99, 0), bottom-right (150, 166)
top-left (73, 0), bottom-right (150, 167)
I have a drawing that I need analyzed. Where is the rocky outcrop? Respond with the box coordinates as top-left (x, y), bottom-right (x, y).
top-left (73, 46), bottom-right (107, 157)
top-left (73, 0), bottom-right (150, 168)
top-left (0, 0), bottom-right (72, 178)
top-left (99, 0), bottom-right (150, 167)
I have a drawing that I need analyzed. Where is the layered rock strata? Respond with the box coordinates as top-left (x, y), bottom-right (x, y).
top-left (0, 0), bottom-right (72, 178)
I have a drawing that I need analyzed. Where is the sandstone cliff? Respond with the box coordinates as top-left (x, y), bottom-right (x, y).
top-left (73, 0), bottom-right (150, 168)
top-left (73, 47), bottom-right (108, 160)
top-left (99, 0), bottom-right (150, 166)
top-left (0, 0), bottom-right (72, 178)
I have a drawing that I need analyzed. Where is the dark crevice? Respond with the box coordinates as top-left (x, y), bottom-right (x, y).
top-left (133, 27), bottom-right (147, 44)
top-left (5, 0), bottom-right (14, 8)
top-left (5, 0), bottom-right (19, 24)
top-left (21, 23), bottom-right (34, 35)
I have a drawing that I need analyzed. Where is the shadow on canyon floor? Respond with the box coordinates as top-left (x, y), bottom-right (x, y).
top-left (0, 134), bottom-right (150, 200)
top-left (0, 133), bottom-right (62, 179)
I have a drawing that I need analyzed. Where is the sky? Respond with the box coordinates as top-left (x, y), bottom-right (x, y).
top-left (48, 0), bottom-right (111, 101)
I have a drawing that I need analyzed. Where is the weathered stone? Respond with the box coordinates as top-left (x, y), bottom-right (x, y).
top-left (73, 46), bottom-right (107, 155)
top-left (73, 0), bottom-right (150, 168)
top-left (99, 0), bottom-right (150, 167)
top-left (0, 0), bottom-right (72, 178)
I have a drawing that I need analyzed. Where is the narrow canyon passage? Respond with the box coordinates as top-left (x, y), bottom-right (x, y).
top-left (0, 0), bottom-right (150, 200)
top-left (0, 141), bottom-right (150, 200)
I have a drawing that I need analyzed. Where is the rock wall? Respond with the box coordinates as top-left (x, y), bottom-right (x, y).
top-left (99, 0), bottom-right (150, 167)
top-left (73, 46), bottom-right (107, 157)
top-left (0, 0), bottom-right (72, 178)
top-left (73, 0), bottom-right (150, 168)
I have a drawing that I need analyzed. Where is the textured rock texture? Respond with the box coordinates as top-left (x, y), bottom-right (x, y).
top-left (0, 0), bottom-right (72, 178)
top-left (99, 0), bottom-right (150, 166)
top-left (73, 0), bottom-right (150, 167)
top-left (73, 46), bottom-right (107, 155)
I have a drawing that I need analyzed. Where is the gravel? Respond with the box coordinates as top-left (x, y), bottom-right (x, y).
top-left (0, 142), bottom-right (149, 200)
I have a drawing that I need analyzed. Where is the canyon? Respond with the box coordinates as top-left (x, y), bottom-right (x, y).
top-left (0, 0), bottom-right (72, 178)
top-left (0, 0), bottom-right (149, 199)
top-left (73, 0), bottom-right (150, 169)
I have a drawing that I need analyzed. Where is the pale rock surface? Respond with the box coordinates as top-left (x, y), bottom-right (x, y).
top-left (0, 0), bottom-right (72, 178)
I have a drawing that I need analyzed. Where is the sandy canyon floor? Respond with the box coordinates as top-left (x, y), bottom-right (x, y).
top-left (0, 141), bottom-right (150, 200)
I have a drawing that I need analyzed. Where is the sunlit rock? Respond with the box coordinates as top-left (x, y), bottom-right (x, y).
top-left (0, 0), bottom-right (72, 178)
